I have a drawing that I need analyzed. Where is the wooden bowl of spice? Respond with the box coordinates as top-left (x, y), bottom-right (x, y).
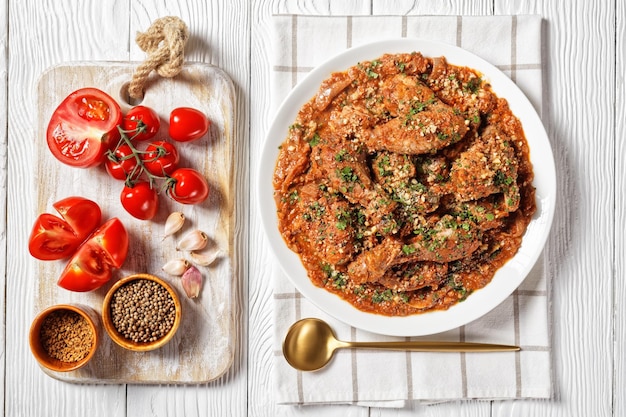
top-left (29, 304), bottom-right (99, 372)
top-left (102, 273), bottom-right (181, 351)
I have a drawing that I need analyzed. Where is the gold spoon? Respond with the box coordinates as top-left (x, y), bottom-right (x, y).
top-left (283, 318), bottom-right (520, 372)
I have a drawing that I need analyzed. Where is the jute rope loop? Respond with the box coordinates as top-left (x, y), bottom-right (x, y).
top-left (128, 16), bottom-right (189, 100)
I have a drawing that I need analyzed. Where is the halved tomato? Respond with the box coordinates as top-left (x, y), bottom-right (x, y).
top-left (28, 197), bottom-right (101, 260)
top-left (57, 218), bottom-right (129, 292)
top-left (46, 88), bottom-right (123, 168)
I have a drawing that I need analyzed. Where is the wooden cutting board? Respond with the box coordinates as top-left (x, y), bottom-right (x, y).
top-left (33, 62), bottom-right (237, 383)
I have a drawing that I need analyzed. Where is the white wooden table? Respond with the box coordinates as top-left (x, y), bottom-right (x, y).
top-left (1, 1), bottom-right (622, 416)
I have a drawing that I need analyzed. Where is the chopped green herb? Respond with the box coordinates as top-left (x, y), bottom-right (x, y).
top-left (337, 166), bottom-right (358, 183)
top-left (372, 289), bottom-right (393, 303)
top-left (308, 133), bottom-right (320, 146)
top-left (402, 244), bottom-right (417, 255)
top-left (464, 77), bottom-right (482, 94)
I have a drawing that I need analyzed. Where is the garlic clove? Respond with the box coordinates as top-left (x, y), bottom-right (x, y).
top-left (162, 258), bottom-right (191, 276)
top-left (163, 212), bottom-right (185, 239)
top-left (190, 247), bottom-right (224, 267)
top-left (181, 265), bottom-right (203, 298)
top-left (176, 230), bottom-right (209, 252)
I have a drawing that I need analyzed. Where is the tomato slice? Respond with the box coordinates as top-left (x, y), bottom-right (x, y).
top-left (46, 88), bottom-right (123, 168)
top-left (28, 214), bottom-right (82, 260)
top-left (57, 243), bottom-right (113, 292)
top-left (52, 196), bottom-right (102, 241)
top-left (58, 218), bottom-right (129, 292)
top-left (28, 197), bottom-right (102, 261)
top-left (87, 217), bottom-right (129, 269)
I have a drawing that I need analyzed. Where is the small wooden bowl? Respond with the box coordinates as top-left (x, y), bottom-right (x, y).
top-left (102, 273), bottom-right (181, 351)
top-left (29, 304), bottom-right (100, 372)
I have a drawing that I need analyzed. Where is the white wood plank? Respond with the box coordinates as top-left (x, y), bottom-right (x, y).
top-left (5, 1), bottom-right (130, 416)
top-left (615, 0), bottom-right (625, 416)
top-left (493, 0), bottom-right (616, 415)
top-left (273, 0), bottom-right (372, 15)
top-left (372, 0), bottom-right (492, 15)
top-left (0, 0), bottom-right (7, 414)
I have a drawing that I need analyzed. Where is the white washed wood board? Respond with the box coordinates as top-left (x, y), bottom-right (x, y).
top-left (32, 62), bottom-right (237, 384)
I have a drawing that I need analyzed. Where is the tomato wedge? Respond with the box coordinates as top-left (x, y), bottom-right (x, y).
top-left (47, 88), bottom-right (123, 168)
top-left (52, 196), bottom-right (102, 240)
top-left (28, 197), bottom-right (102, 260)
top-left (58, 218), bottom-right (129, 292)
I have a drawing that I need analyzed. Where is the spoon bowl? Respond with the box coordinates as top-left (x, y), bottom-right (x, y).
top-left (282, 318), bottom-right (521, 372)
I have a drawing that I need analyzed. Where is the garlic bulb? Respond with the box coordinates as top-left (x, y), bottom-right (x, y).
top-left (163, 212), bottom-right (185, 239)
top-left (176, 230), bottom-right (209, 252)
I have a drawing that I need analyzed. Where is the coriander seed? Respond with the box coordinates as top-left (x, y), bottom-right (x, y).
top-left (110, 279), bottom-right (176, 343)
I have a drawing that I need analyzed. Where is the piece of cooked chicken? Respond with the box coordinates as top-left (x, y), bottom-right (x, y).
top-left (347, 237), bottom-right (403, 284)
top-left (310, 139), bottom-right (398, 226)
top-left (377, 262), bottom-right (448, 291)
top-left (284, 181), bottom-right (361, 266)
top-left (445, 125), bottom-right (519, 204)
top-left (364, 74), bottom-right (469, 155)
top-left (402, 214), bottom-right (481, 263)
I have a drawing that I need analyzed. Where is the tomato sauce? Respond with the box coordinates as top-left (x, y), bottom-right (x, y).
top-left (273, 52), bottom-right (536, 316)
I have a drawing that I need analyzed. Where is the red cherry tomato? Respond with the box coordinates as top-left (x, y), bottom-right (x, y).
top-left (123, 105), bottom-right (161, 142)
top-left (142, 141), bottom-right (179, 176)
top-left (105, 144), bottom-right (140, 181)
top-left (28, 197), bottom-right (102, 260)
top-left (168, 168), bottom-right (209, 204)
top-left (169, 107), bottom-right (210, 142)
top-left (46, 88), bottom-right (122, 168)
top-left (57, 218), bottom-right (129, 292)
top-left (120, 181), bottom-right (159, 220)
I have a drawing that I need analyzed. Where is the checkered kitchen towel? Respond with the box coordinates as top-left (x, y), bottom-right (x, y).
top-left (271, 15), bottom-right (551, 407)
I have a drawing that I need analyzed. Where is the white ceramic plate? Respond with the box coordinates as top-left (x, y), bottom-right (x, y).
top-left (258, 39), bottom-right (556, 336)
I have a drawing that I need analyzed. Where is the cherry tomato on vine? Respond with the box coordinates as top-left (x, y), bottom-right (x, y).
top-left (120, 181), bottom-right (159, 220)
top-left (169, 107), bottom-right (210, 142)
top-left (57, 218), bottom-right (129, 292)
top-left (46, 88), bottom-right (122, 168)
top-left (168, 168), bottom-right (209, 205)
top-left (105, 144), bottom-right (140, 181)
top-left (123, 105), bottom-right (161, 142)
top-left (28, 197), bottom-right (102, 261)
top-left (142, 141), bottom-right (179, 176)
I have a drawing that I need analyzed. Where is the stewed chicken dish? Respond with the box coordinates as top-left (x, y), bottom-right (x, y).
top-left (273, 52), bottom-right (536, 316)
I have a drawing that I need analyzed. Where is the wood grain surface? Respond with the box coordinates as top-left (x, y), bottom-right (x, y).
top-left (34, 63), bottom-right (236, 384)
top-left (1, 0), bottom-right (623, 416)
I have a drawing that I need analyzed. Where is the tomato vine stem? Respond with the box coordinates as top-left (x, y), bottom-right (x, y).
top-left (106, 126), bottom-right (174, 192)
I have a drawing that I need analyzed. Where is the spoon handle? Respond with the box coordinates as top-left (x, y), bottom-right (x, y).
top-left (344, 340), bottom-right (520, 352)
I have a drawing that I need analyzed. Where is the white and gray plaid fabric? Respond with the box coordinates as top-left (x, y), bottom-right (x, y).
top-left (270, 14), bottom-right (551, 407)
